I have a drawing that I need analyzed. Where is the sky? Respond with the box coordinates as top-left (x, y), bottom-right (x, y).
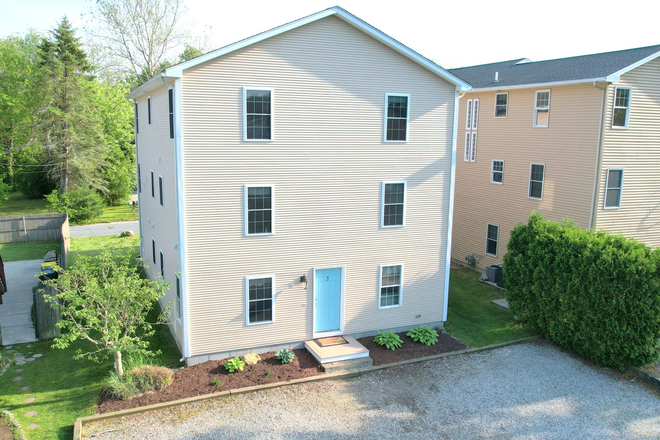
top-left (1, 0), bottom-right (659, 68)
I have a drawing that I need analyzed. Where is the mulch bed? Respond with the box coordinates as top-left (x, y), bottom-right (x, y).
top-left (97, 348), bottom-right (323, 414)
top-left (358, 331), bottom-right (469, 366)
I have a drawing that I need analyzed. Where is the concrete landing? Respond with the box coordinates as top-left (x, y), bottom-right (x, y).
top-left (0, 260), bottom-right (40, 345)
top-left (491, 298), bottom-right (509, 309)
top-left (305, 335), bottom-right (369, 364)
top-left (322, 356), bottom-right (373, 373)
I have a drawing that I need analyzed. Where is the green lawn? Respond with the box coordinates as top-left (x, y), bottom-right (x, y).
top-left (445, 268), bottom-right (536, 347)
top-left (0, 234), bottom-right (181, 440)
top-left (0, 241), bottom-right (60, 262)
top-left (0, 192), bottom-right (138, 225)
top-left (69, 235), bottom-right (140, 264)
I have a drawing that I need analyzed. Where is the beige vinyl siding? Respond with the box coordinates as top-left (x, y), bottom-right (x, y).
top-left (595, 57), bottom-right (660, 247)
top-left (452, 84), bottom-right (603, 269)
top-left (134, 85), bottom-right (183, 350)
top-left (180, 16), bottom-right (454, 356)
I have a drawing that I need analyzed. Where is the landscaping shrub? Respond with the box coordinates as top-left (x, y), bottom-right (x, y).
top-left (46, 188), bottom-right (105, 223)
top-left (276, 349), bottom-right (295, 364)
top-left (504, 212), bottom-right (660, 369)
top-left (406, 326), bottom-right (439, 346)
top-left (224, 356), bottom-right (245, 373)
top-left (105, 358), bottom-right (173, 400)
top-left (373, 330), bottom-right (403, 351)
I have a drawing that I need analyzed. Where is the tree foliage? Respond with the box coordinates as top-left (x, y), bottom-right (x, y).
top-left (504, 212), bottom-right (660, 369)
top-left (42, 250), bottom-right (170, 376)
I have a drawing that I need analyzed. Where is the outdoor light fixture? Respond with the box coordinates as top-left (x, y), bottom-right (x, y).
top-left (300, 275), bottom-right (308, 289)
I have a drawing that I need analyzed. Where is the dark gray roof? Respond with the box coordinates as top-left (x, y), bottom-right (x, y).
top-left (449, 44), bottom-right (660, 89)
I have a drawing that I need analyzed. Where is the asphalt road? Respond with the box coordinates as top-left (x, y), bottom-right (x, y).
top-left (69, 221), bottom-right (139, 238)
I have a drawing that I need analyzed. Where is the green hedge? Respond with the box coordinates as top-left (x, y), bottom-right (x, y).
top-left (504, 212), bottom-right (660, 369)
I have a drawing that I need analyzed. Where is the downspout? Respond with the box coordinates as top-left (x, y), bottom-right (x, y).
top-left (443, 88), bottom-right (462, 322)
top-left (588, 81), bottom-right (608, 230)
top-left (161, 76), bottom-right (190, 361)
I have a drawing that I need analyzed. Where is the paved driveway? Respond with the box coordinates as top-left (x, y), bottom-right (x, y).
top-left (86, 342), bottom-right (660, 439)
top-left (0, 260), bottom-right (40, 345)
top-left (69, 221), bottom-right (138, 238)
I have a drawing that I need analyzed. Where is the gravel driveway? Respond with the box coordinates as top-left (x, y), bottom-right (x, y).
top-left (85, 342), bottom-right (660, 439)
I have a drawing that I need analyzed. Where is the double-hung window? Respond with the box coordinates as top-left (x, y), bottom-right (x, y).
top-left (137, 163), bottom-right (141, 194)
top-left (528, 163), bottom-right (545, 199)
top-left (151, 238), bottom-right (156, 264)
top-left (175, 274), bottom-right (182, 323)
top-left (612, 87), bottom-right (631, 128)
top-left (168, 89), bottom-right (174, 139)
top-left (151, 170), bottom-right (155, 198)
top-left (379, 265), bottom-right (402, 308)
top-left (244, 88), bottom-right (272, 141)
top-left (485, 224), bottom-right (499, 256)
top-left (245, 185), bottom-right (273, 235)
top-left (158, 175), bottom-right (163, 207)
top-left (604, 169), bottom-right (624, 208)
top-left (495, 93), bottom-right (508, 118)
top-left (246, 276), bottom-right (274, 324)
top-left (491, 160), bottom-right (504, 184)
top-left (534, 90), bottom-right (550, 127)
top-left (385, 94), bottom-right (409, 142)
top-left (159, 250), bottom-right (164, 278)
top-left (134, 102), bottom-right (139, 134)
top-left (382, 182), bottom-right (406, 227)
top-left (147, 96), bottom-right (151, 125)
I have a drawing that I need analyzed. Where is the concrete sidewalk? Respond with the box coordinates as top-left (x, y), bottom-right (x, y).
top-left (0, 260), bottom-right (40, 345)
top-left (69, 221), bottom-right (138, 238)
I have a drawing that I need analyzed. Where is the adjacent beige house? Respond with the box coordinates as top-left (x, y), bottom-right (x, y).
top-left (448, 44), bottom-right (660, 271)
top-left (128, 7), bottom-right (469, 365)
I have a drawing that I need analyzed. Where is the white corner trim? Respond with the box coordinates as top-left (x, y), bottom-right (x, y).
top-left (443, 90), bottom-right (459, 322)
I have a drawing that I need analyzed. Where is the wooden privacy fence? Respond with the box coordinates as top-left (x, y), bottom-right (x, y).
top-left (0, 213), bottom-right (69, 270)
top-left (33, 284), bottom-right (61, 341)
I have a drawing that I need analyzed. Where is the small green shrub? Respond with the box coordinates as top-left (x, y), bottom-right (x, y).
top-left (46, 188), bottom-right (105, 223)
top-left (105, 357), bottom-right (174, 400)
top-left (406, 326), bottom-right (439, 346)
top-left (276, 349), bottom-right (295, 364)
top-left (224, 356), bottom-right (245, 373)
top-left (266, 370), bottom-right (272, 377)
top-left (373, 330), bottom-right (403, 351)
top-left (212, 377), bottom-right (221, 386)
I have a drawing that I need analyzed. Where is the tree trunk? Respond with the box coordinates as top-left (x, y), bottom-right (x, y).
top-left (114, 350), bottom-right (123, 377)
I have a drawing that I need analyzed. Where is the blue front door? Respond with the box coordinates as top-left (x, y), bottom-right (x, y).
top-left (314, 268), bottom-right (342, 333)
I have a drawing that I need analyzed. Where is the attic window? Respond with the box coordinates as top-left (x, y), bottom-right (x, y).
top-left (534, 90), bottom-right (550, 127)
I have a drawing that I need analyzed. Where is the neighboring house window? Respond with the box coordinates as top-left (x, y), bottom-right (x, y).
top-left (151, 170), bottom-right (155, 198)
top-left (463, 132), bottom-right (476, 163)
top-left (604, 169), bottom-right (624, 208)
top-left (495, 93), bottom-right (508, 118)
top-left (612, 87), bottom-right (631, 128)
top-left (491, 160), bottom-right (504, 184)
top-left (159, 175), bottom-right (163, 207)
top-left (168, 89), bottom-right (174, 139)
top-left (466, 99), bottom-right (473, 129)
top-left (147, 96), bottom-right (151, 125)
top-left (485, 224), bottom-right (499, 256)
top-left (465, 98), bottom-right (480, 130)
top-left (528, 163), bottom-right (545, 199)
top-left (245, 185), bottom-right (273, 235)
top-left (152, 238), bottom-right (156, 264)
top-left (385, 94), bottom-right (409, 142)
top-left (134, 102), bottom-right (139, 134)
top-left (534, 90), bottom-right (550, 127)
top-left (244, 88), bottom-right (272, 141)
top-left (246, 276), bottom-right (274, 324)
top-left (137, 163), bottom-right (141, 194)
top-left (379, 265), bottom-right (402, 308)
top-left (160, 250), bottom-right (164, 278)
top-left (175, 274), bottom-right (182, 323)
top-left (382, 181), bottom-right (406, 227)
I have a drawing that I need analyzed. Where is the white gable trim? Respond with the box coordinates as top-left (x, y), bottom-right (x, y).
top-left (605, 50), bottom-right (660, 82)
top-left (128, 6), bottom-right (469, 99)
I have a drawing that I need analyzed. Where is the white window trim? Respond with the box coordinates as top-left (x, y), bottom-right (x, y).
top-left (147, 96), bottom-right (152, 125)
top-left (245, 274), bottom-right (275, 326)
top-left (485, 224), bottom-right (499, 257)
top-left (158, 174), bottom-right (163, 207)
top-left (528, 163), bottom-right (545, 200)
top-left (244, 184), bottom-right (274, 236)
top-left (494, 93), bottom-right (508, 118)
top-left (381, 181), bottom-right (407, 228)
top-left (612, 87), bottom-right (632, 129)
top-left (175, 274), bottom-right (182, 325)
top-left (464, 132), bottom-right (471, 162)
top-left (534, 90), bottom-right (550, 127)
top-left (159, 250), bottom-right (164, 279)
top-left (471, 98), bottom-right (479, 130)
top-left (383, 93), bottom-right (410, 143)
top-left (168, 89), bottom-right (174, 140)
top-left (151, 238), bottom-right (156, 264)
top-left (150, 170), bottom-right (155, 198)
top-left (137, 162), bottom-right (141, 194)
top-left (378, 263), bottom-right (404, 309)
top-left (470, 132), bottom-right (477, 162)
top-left (243, 87), bottom-right (274, 142)
top-left (604, 168), bottom-right (624, 209)
top-left (490, 159), bottom-right (504, 185)
top-left (466, 99), bottom-right (473, 130)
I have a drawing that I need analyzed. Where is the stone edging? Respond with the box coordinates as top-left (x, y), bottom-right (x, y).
top-left (1, 409), bottom-right (26, 440)
top-left (73, 335), bottom-right (542, 439)
top-left (626, 365), bottom-right (660, 391)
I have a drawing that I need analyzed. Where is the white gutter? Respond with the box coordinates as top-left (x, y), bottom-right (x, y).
top-left (589, 82), bottom-right (608, 230)
top-left (443, 87), bottom-right (461, 322)
top-left (467, 77), bottom-right (609, 92)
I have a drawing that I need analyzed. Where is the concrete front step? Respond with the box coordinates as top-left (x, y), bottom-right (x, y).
top-left (305, 335), bottom-right (369, 364)
top-left (322, 356), bottom-right (373, 373)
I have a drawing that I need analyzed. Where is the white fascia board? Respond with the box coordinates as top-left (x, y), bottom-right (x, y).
top-left (468, 77), bottom-right (610, 92)
top-left (132, 7), bottom-right (470, 91)
top-left (605, 50), bottom-right (660, 82)
top-left (126, 73), bottom-right (167, 100)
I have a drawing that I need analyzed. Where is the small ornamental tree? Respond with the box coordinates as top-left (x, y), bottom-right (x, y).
top-left (42, 249), bottom-right (170, 376)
